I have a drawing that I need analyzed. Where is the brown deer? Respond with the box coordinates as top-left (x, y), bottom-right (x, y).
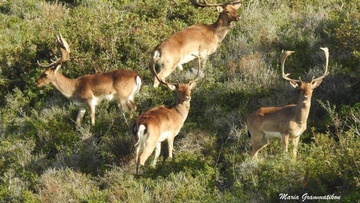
top-left (37, 32), bottom-right (142, 126)
top-left (150, 0), bottom-right (241, 88)
top-left (133, 55), bottom-right (201, 174)
top-left (247, 47), bottom-right (329, 159)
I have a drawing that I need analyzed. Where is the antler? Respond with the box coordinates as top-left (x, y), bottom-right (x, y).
top-left (37, 32), bottom-right (70, 68)
top-left (280, 50), bottom-right (299, 83)
top-left (189, 0), bottom-right (241, 8)
top-left (281, 48), bottom-right (329, 83)
top-left (312, 47), bottom-right (329, 82)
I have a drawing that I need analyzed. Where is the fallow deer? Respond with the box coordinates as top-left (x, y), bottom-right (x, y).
top-left (37, 32), bottom-right (142, 126)
top-left (247, 47), bottom-right (329, 159)
top-left (133, 56), bottom-right (201, 174)
top-left (150, 0), bottom-right (241, 87)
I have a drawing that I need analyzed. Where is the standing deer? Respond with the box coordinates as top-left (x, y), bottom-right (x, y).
top-left (247, 47), bottom-right (329, 159)
top-left (36, 32), bottom-right (142, 126)
top-left (151, 0), bottom-right (241, 88)
top-left (133, 56), bottom-right (201, 174)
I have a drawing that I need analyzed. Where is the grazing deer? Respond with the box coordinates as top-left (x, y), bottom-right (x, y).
top-left (247, 47), bottom-right (329, 159)
top-left (151, 0), bottom-right (241, 88)
top-left (133, 56), bottom-right (201, 174)
top-left (36, 32), bottom-right (142, 126)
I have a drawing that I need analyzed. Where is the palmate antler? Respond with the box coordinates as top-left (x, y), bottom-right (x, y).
top-left (280, 50), bottom-right (298, 83)
top-left (37, 32), bottom-right (70, 68)
top-left (312, 47), bottom-right (329, 82)
top-left (189, 0), bottom-right (241, 8)
top-left (281, 47), bottom-right (329, 83)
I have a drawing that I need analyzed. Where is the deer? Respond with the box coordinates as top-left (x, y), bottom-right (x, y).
top-left (150, 0), bottom-right (241, 88)
top-left (132, 55), bottom-right (201, 174)
top-left (36, 32), bottom-right (142, 126)
top-left (246, 47), bottom-right (329, 159)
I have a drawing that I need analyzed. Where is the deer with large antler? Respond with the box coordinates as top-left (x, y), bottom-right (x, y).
top-left (246, 47), bottom-right (329, 159)
top-left (150, 0), bottom-right (241, 88)
top-left (133, 55), bottom-right (201, 174)
top-left (36, 32), bottom-right (142, 126)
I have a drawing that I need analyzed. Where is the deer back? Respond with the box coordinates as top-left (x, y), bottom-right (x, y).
top-left (134, 82), bottom-right (195, 135)
top-left (74, 69), bottom-right (139, 98)
top-left (154, 2), bottom-right (241, 64)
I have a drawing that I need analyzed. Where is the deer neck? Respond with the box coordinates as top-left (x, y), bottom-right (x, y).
top-left (212, 16), bottom-right (232, 42)
top-left (174, 100), bottom-right (191, 121)
top-left (293, 93), bottom-right (312, 124)
top-left (51, 72), bottom-right (77, 98)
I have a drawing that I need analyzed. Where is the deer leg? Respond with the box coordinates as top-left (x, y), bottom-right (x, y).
top-left (153, 63), bottom-right (176, 88)
top-left (135, 125), bottom-right (147, 174)
top-left (115, 81), bottom-right (138, 112)
top-left (116, 100), bottom-right (131, 126)
top-left (116, 95), bottom-right (130, 112)
top-left (88, 101), bottom-right (96, 126)
top-left (76, 108), bottom-right (86, 127)
top-left (135, 145), bottom-right (140, 165)
top-left (125, 78), bottom-right (140, 112)
top-left (152, 142), bottom-right (161, 167)
top-left (167, 137), bottom-right (175, 159)
top-left (201, 58), bottom-right (207, 68)
top-left (200, 55), bottom-right (208, 69)
top-left (292, 137), bottom-right (300, 159)
top-left (129, 99), bottom-right (136, 111)
top-left (153, 77), bottom-right (160, 88)
top-left (282, 134), bottom-right (289, 153)
top-left (250, 132), bottom-right (269, 158)
top-left (135, 145), bottom-right (141, 174)
top-left (126, 100), bottom-right (137, 112)
top-left (139, 140), bottom-right (157, 166)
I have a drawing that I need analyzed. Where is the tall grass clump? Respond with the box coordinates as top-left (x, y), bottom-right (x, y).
top-left (36, 168), bottom-right (105, 202)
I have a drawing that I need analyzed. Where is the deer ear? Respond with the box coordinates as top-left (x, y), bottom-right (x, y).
top-left (289, 80), bottom-right (300, 89)
top-left (216, 6), bottom-right (223, 12)
top-left (312, 80), bottom-right (323, 89)
top-left (189, 81), bottom-right (197, 90)
top-left (54, 64), bottom-right (62, 73)
top-left (233, 3), bottom-right (241, 10)
top-left (166, 84), bottom-right (177, 91)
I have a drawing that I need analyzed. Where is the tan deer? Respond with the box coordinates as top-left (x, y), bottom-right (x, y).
top-left (133, 55), bottom-right (201, 174)
top-left (151, 0), bottom-right (241, 88)
top-left (247, 47), bottom-right (329, 159)
top-left (36, 32), bottom-right (142, 126)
